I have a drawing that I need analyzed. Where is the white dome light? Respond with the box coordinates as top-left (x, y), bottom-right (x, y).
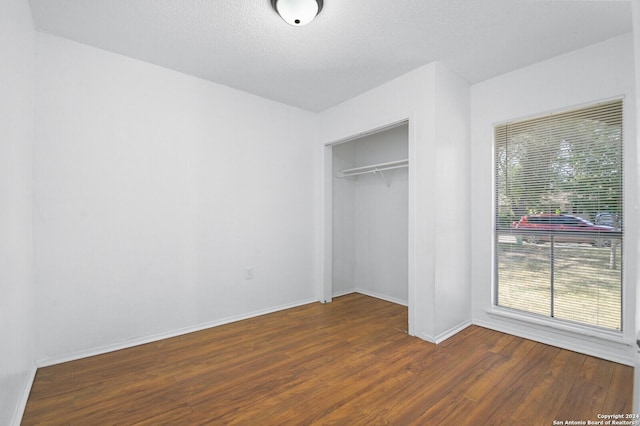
top-left (271, 0), bottom-right (323, 26)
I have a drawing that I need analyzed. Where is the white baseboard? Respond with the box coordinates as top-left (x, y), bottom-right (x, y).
top-left (36, 297), bottom-right (317, 368)
top-left (414, 331), bottom-right (436, 344)
top-left (12, 365), bottom-right (36, 426)
top-left (412, 320), bottom-right (472, 345)
top-left (354, 288), bottom-right (408, 306)
top-left (331, 288), bottom-right (356, 298)
top-left (434, 320), bottom-right (473, 344)
top-left (473, 317), bottom-right (635, 366)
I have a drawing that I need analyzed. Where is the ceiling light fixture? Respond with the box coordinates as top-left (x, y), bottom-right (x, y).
top-left (271, 0), bottom-right (323, 26)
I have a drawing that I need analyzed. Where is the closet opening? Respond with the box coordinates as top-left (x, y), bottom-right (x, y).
top-left (324, 120), bottom-right (409, 327)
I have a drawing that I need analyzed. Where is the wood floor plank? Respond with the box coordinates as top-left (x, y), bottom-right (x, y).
top-left (555, 378), bottom-right (607, 422)
top-left (482, 343), bottom-right (563, 425)
top-left (380, 353), bottom-right (500, 425)
top-left (578, 354), bottom-right (616, 385)
top-left (509, 348), bottom-right (586, 424)
top-left (21, 293), bottom-right (633, 425)
top-left (602, 362), bottom-right (634, 415)
top-left (551, 355), bottom-right (619, 422)
top-left (462, 336), bottom-right (540, 402)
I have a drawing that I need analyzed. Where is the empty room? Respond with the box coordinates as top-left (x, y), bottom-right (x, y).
top-left (2, 0), bottom-right (639, 424)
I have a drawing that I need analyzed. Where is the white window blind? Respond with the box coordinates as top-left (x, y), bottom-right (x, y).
top-left (494, 99), bottom-right (623, 331)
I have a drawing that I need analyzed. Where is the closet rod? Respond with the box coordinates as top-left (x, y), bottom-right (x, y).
top-left (338, 159), bottom-right (408, 178)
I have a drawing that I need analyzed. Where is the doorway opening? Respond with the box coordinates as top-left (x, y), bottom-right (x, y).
top-left (324, 121), bottom-right (409, 326)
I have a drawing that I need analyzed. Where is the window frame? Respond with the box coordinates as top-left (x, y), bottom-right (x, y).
top-left (492, 98), bottom-right (624, 333)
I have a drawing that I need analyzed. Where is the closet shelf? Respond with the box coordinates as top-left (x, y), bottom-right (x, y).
top-left (337, 159), bottom-right (408, 178)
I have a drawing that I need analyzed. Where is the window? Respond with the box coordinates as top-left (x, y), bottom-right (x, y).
top-left (494, 99), bottom-right (623, 331)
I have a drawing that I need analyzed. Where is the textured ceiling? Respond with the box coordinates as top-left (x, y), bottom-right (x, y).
top-left (28, 0), bottom-right (633, 112)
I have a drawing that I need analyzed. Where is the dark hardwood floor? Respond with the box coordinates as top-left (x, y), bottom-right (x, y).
top-left (22, 293), bottom-right (633, 425)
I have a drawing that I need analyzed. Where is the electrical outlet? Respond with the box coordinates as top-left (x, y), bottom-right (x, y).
top-left (245, 266), bottom-right (255, 280)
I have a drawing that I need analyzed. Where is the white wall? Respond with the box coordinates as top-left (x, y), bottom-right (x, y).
top-left (354, 126), bottom-right (408, 304)
top-left (470, 33), bottom-right (637, 365)
top-left (332, 125), bottom-right (409, 304)
top-left (433, 63), bottom-right (472, 339)
top-left (7, 7), bottom-right (633, 420)
top-left (331, 142), bottom-right (357, 296)
top-left (0, 0), bottom-right (36, 424)
top-left (318, 62), bottom-right (471, 342)
top-left (635, 4), bottom-right (640, 339)
top-left (34, 34), bottom-right (318, 364)
top-left (632, 0), bottom-right (640, 413)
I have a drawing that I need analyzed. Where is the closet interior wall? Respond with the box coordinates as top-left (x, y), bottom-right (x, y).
top-left (331, 124), bottom-right (408, 305)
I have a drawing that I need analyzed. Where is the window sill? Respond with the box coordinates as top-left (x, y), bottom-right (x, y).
top-left (487, 307), bottom-right (631, 347)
